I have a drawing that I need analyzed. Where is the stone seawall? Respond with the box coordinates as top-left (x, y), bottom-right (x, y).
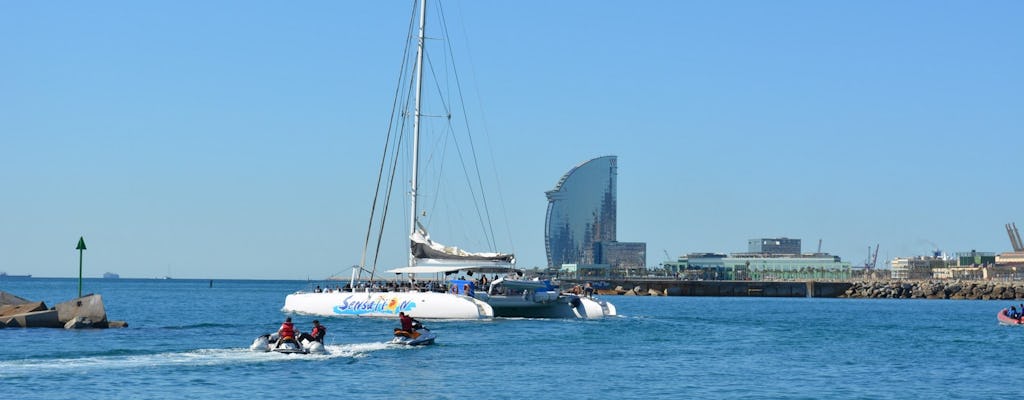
top-left (564, 279), bottom-right (853, 297)
top-left (842, 281), bottom-right (1024, 300)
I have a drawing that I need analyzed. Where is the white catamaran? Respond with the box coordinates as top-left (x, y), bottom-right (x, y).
top-left (282, 0), bottom-right (614, 320)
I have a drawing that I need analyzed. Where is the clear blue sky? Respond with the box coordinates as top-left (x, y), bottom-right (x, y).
top-left (2, 1), bottom-right (1021, 279)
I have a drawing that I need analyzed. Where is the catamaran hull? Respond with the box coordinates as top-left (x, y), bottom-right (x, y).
top-left (283, 291), bottom-right (493, 319)
top-left (487, 295), bottom-right (616, 319)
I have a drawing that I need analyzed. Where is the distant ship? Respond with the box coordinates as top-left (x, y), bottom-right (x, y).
top-left (103, 272), bottom-right (120, 279)
top-left (0, 272), bottom-right (32, 279)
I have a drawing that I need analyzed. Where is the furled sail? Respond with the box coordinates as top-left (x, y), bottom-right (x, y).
top-left (410, 227), bottom-right (514, 266)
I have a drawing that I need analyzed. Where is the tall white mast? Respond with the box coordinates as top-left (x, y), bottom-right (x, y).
top-left (409, 0), bottom-right (427, 268)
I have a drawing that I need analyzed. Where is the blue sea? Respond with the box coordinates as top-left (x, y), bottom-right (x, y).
top-left (1, 278), bottom-right (1019, 399)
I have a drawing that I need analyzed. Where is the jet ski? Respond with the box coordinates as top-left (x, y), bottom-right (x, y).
top-left (250, 333), bottom-right (326, 354)
top-left (391, 322), bottom-right (436, 346)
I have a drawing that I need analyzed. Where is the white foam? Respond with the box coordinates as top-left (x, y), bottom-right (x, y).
top-left (0, 342), bottom-right (397, 378)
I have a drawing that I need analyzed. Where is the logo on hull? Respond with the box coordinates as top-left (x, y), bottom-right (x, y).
top-left (332, 295), bottom-right (416, 315)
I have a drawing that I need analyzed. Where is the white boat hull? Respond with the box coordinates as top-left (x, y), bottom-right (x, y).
top-left (482, 293), bottom-right (617, 319)
top-left (283, 291), bottom-right (493, 319)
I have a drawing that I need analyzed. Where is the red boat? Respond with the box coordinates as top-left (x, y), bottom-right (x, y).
top-left (998, 309), bottom-right (1023, 325)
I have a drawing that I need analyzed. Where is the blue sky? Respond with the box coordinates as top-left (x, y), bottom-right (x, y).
top-left (2, 1), bottom-right (1021, 279)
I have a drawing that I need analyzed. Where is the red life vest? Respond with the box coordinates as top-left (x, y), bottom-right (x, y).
top-left (312, 325), bottom-right (325, 338)
top-left (279, 322), bottom-right (295, 338)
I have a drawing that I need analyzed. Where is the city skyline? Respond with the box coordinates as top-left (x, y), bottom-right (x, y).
top-left (2, 1), bottom-right (1022, 279)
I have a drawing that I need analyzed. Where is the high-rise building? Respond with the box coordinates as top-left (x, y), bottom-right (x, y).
top-left (545, 156), bottom-right (646, 273)
top-left (545, 156), bottom-right (616, 267)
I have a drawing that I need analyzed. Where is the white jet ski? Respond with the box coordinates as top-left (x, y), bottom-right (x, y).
top-left (250, 333), bottom-right (326, 354)
top-left (391, 324), bottom-right (436, 346)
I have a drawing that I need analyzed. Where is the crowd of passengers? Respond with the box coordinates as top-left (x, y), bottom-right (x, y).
top-left (1004, 304), bottom-right (1024, 322)
top-left (311, 274), bottom-right (510, 295)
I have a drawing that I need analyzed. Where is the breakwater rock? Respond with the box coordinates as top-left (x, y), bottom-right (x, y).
top-left (842, 281), bottom-right (1024, 300)
top-left (0, 291), bottom-right (127, 329)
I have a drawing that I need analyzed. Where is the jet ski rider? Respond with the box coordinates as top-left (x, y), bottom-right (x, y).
top-left (298, 320), bottom-right (326, 343)
top-left (275, 317), bottom-right (299, 348)
top-left (399, 312), bottom-right (421, 332)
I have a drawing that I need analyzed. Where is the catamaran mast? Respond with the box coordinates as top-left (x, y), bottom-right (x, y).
top-left (409, 0), bottom-right (427, 269)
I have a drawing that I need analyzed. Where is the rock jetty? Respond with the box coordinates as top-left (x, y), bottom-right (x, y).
top-left (842, 280), bottom-right (1024, 300)
top-left (0, 291), bottom-right (127, 329)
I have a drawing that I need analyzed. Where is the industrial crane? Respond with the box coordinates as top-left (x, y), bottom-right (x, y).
top-left (1006, 223), bottom-right (1023, 252)
top-left (871, 244), bottom-right (879, 269)
top-left (865, 244), bottom-right (879, 269)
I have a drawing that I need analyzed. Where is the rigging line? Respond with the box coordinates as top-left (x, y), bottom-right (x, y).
top-left (443, 2), bottom-right (516, 256)
top-left (422, 112), bottom-right (450, 234)
top-left (443, 111), bottom-right (495, 251)
top-left (438, 2), bottom-right (500, 252)
top-left (371, 52), bottom-right (417, 282)
top-left (367, 0), bottom-right (419, 281)
top-left (361, 0), bottom-right (417, 274)
top-left (419, 22), bottom-right (493, 252)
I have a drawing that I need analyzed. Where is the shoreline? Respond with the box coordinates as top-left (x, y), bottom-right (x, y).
top-left (563, 279), bottom-right (1024, 300)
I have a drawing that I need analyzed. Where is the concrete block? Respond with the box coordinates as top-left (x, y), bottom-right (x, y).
top-left (55, 294), bottom-right (107, 324)
top-left (64, 316), bottom-right (95, 329)
top-left (8, 309), bottom-right (62, 328)
top-left (0, 301), bottom-right (48, 318)
top-left (0, 291), bottom-right (31, 306)
top-left (106, 320), bottom-right (129, 328)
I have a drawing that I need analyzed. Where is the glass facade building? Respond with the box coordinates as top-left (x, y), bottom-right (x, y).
top-left (665, 252), bottom-right (852, 281)
top-left (598, 241), bottom-right (647, 271)
top-left (545, 156), bottom-right (617, 267)
top-left (748, 238), bottom-right (801, 255)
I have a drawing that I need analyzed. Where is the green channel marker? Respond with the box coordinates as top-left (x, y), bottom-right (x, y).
top-left (76, 236), bottom-right (87, 297)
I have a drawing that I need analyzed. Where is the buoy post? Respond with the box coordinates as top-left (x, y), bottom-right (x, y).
top-left (76, 237), bottom-right (87, 298)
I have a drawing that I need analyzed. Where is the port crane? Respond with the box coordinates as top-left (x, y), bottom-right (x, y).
top-left (865, 244), bottom-right (879, 269)
top-left (1006, 223), bottom-right (1023, 252)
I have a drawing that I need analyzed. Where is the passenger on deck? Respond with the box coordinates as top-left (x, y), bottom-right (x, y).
top-left (314, 285), bottom-right (322, 293)
top-left (298, 320), bottom-right (326, 343)
top-left (583, 282), bottom-right (595, 297)
top-left (1010, 306), bottom-right (1020, 319)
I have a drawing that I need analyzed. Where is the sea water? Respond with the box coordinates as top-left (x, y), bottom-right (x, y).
top-left (1, 278), bottom-right (1019, 399)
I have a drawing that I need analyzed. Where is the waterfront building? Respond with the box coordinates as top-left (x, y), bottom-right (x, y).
top-left (889, 251), bottom-right (1020, 280)
top-left (955, 250), bottom-right (996, 267)
top-left (748, 238), bottom-right (801, 255)
top-left (664, 241), bottom-right (852, 281)
top-left (545, 156), bottom-right (646, 276)
top-left (997, 251), bottom-right (1024, 265)
top-left (597, 241), bottom-right (647, 275)
top-left (890, 256), bottom-right (946, 280)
